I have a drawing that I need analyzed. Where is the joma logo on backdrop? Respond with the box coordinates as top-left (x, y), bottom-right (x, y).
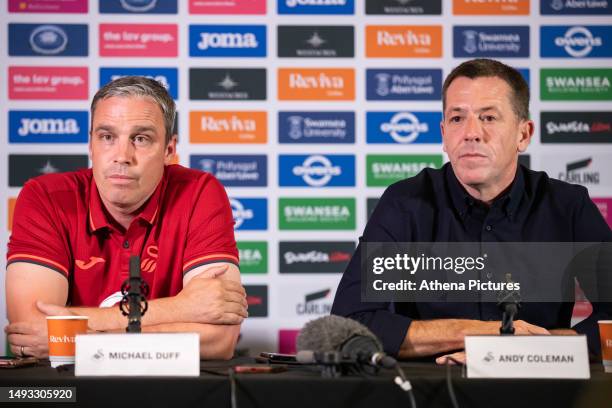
top-left (9, 111), bottom-right (88, 143)
top-left (190, 25), bottom-right (266, 57)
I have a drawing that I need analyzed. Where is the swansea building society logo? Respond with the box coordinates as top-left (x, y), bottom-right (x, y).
top-left (279, 198), bottom-right (355, 230)
top-left (366, 154), bottom-right (443, 186)
top-left (237, 241), bottom-right (267, 274)
top-left (541, 69), bottom-right (612, 100)
top-left (29, 25), bottom-right (68, 55)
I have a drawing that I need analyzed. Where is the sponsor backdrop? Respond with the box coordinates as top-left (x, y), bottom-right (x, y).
top-left (2, 0), bottom-right (612, 354)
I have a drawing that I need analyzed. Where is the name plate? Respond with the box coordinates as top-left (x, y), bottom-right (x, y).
top-left (75, 333), bottom-right (200, 377)
top-left (465, 335), bottom-right (590, 379)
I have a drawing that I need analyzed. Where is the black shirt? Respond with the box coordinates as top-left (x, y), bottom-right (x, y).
top-left (331, 163), bottom-right (612, 357)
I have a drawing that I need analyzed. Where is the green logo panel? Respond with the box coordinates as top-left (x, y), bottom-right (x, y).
top-left (367, 154), bottom-right (443, 187)
top-left (279, 198), bottom-right (356, 230)
top-left (237, 241), bottom-right (268, 274)
top-left (541, 68), bottom-right (612, 101)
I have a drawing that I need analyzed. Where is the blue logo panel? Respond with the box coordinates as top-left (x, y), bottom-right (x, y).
top-left (190, 155), bottom-right (267, 187)
top-left (9, 111), bottom-right (88, 143)
top-left (541, 1), bottom-right (612, 15)
top-left (541, 26), bottom-right (612, 58)
top-left (278, 0), bottom-right (354, 14)
top-left (100, 68), bottom-right (178, 100)
top-left (517, 68), bottom-right (530, 86)
top-left (100, 0), bottom-right (177, 13)
top-left (9, 23), bottom-right (88, 56)
top-left (367, 112), bottom-right (442, 144)
top-left (453, 26), bottom-right (530, 58)
top-left (231, 198), bottom-right (268, 231)
top-left (189, 25), bottom-right (267, 57)
top-left (279, 155), bottom-right (355, 187)
top-left (279, 112), bottom-right (355, 144)
top-left (366, 69), bottom-right (442, 101)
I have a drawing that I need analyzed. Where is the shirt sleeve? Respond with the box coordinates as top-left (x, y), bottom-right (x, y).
top-left (7, 179), bottom-right (71, 278)
top-left (182, 174), bottom-right (239, 275)
top-left (331, 184), bottom-right (414, 357)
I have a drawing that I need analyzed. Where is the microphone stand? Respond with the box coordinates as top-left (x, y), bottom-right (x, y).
top-left (497, 273), bottom-right (521, 335)
top-left (120, 256), bottom-right (149, 333)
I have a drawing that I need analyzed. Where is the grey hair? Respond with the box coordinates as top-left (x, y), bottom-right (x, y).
top-left (90, 76), bottom-right (176, 145)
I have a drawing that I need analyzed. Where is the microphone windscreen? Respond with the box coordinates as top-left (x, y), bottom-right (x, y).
top-left (296, 315), bottom-right (382, 352)
top-left (296, 350), bottom-right (315, 364)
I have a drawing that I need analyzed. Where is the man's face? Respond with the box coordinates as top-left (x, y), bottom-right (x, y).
top-left (441, 76), bottom-right (532, 189)
top-left (90, 96), bottom-right (176, 211)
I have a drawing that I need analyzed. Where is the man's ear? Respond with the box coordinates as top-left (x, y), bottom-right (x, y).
top-left (517, 119), bottom-right (534, 153)
top-left (440, 120), bottom-right (447, 153)
top-left (164, 134), bottom-right (178, 165)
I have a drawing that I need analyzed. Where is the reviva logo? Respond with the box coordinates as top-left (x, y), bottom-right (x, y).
top-left (278, 68), bottom-right (355, 100)
top-left (366, 26), bottom-right (442, 58)
top-left (99, 24), bottom-right (177, 57)
top-left (453, 0), bottom-right (528, 15)
top-left (49, 335), bottom-right (75, 343)
top-left (190, 111), bottom-right (267, 143)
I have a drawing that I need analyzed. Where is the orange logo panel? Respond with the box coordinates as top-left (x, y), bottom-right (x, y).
top-left (190, 111), bottom-right (267, 143)
top-left (278, 68), bottom-right (355, 101)
top-left (8, 198), bottom-right (16, 231)
top-left (453, 0), bottom-right (529, 15)
top-left (366, 26), bottom-right (442, 58)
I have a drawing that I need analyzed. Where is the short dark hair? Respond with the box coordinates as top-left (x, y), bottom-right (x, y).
top-left (90, 76), bottom-right (176, 145)
top-left (442, 58), bottom-right (530, 121)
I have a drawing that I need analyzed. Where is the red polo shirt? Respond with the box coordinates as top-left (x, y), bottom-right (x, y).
top-left (7, 165), bottom-right (238, 307)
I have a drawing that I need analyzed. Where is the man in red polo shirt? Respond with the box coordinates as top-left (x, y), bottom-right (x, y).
top-left (5, 76), bottom-right (247, 360)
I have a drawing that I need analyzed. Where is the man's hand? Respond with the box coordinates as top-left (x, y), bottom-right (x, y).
top-left (175, 264), bottom-right (248, 325)
top-left (436, 351), bottom-right (466, 366)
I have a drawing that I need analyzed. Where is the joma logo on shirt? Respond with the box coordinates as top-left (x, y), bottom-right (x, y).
top-left (75, 257), bottom-right (105, 270)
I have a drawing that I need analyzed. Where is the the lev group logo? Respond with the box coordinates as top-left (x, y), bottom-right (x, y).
top-left (541, 0), bottom-right (612, 15)
top-left (9, 0), bottom-right (87, 13)
top-left (237, 241), bottom-right (267, 274)
top-left (541, 26), bottom-right (612, 58)
top-left (9, 24), bottom-right (88, 56)
top-left (190, 111), bottom-right (267, 143)
top-left (9, 154), bottom-right (89, 187)
top-left (231, 198), bottom-right (267, 230)
top-left (278, 68), bottom-right (354, 100)
top-left (366, 69), bottom-right (442, 101)
top-left (277, 26), bottom-right (354, 58)
top-left (454, 26), bottom-right (529, 58)
top-left (366, 0), bottom-right (441, 14)
top-left (453, 0), bottom-right (529, 14)
top-left (541, 112), bottom-right (612, 143)
top-left (189, 0), bottom-right (266, 14)
top-left (279, 241), bottom-right (354, 273)
top-left (541, 154), bottom-right (612, 188)
top-left (279, 155), bottom-right (355, 187)
top-left (366, 25), bottom-right (442, 58)
top-left (367, 154), bottom-right (443, 187)
top-left (191, 155), bottom-right (267, 187)
top-left (189, 25), bottom-right (266, 57)
top-left (277, 0), bottom-right (354, 14)
top-left (367, 112), bottom-right (442, 144)
top-left (541, 68), bottom-right (612, 100)
top-left (9, 111), bottom-right (88, 143)
top-left (9, 66), bottom-right (88, 100)
top-left (100, 0), bottom-right (177, 13)
top-left (190, 68), bottom-right (267, 100)
top-left (279, 198), bottom-right (355, 230)
top-left (99, 24), bottom-right (177, 57)
top-left (100, 67), bottom-right (178, 99)
top-left (279, 112), bottom-right (355, 144)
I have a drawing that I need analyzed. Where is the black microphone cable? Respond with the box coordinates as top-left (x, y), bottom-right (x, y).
top-left (393, 362), bottom-right (416, 408)
top-left (444, 356), bottom-right (463, 408)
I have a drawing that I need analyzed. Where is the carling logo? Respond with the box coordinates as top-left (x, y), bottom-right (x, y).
top-left (278, 112), bottom-right (355, 144)
top-left (190, 155), bottom-right (267, 187)
top-left (189, 25), bottom-right (266, 57)
top-left (9, 0), bottom-right (87, 13)
top-left (279, 155), bottom-right (355, 187)
top-left (190, 111), bottom-right (267, 143)
top-left (100, 0), bottom-right (177, 13)
top-left (541, 154), bottom-right (612, 187)
top-left (365, 0), bottom-right (442, 15)
top-left (366, 25), bottom-right (442, 57)
top-left (279, 241), bottom-right (354, 273)
top-left (9, 66), bottom-right (88, 100)
top-left (189, 68), bottom-right (266, 100)
top-left (277, 25), bottom-right (354, 58)
top-left (366, 69), bottom-right (441, 100)
top-left (278, 68), bottom-right (354, 100)
top-left (541, 111), bottom-right (612, 143)
top-left (99, 24), bottom-right (177, 57)
top-left (454, 26), bottom-right (529, 58)
top-left (277, 0), bottom-right (354, 14)
top-left (541, 0), bottom-right (612, 15)
top-left (9, 24), bottom-right (88, 56)
top-left (230, 198), bottom-right (267, 230)
top-left (541, 68), bottom-right (612, 100)
top-left (9, 154), bottom-right (89, 187)
top-left (9, 111), bottom-right (88, 143)
top-left (366, 154), bottom-right (444, 187)
top-left (541, 26), bottom-right (611, 58)
top-left (189, 0), bottom-right (266, 14)
top-left (279, 198), bottom-right (355, 230)
top-left (100, 67), bottom-right (178, 99)
top-left (367, 112), bottom-right (442, 144)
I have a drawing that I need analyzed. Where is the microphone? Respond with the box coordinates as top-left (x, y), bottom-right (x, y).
top-left (120, 255), bottom-right (150, 333)
top-left (497, 273), bottom-right (521, 335)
